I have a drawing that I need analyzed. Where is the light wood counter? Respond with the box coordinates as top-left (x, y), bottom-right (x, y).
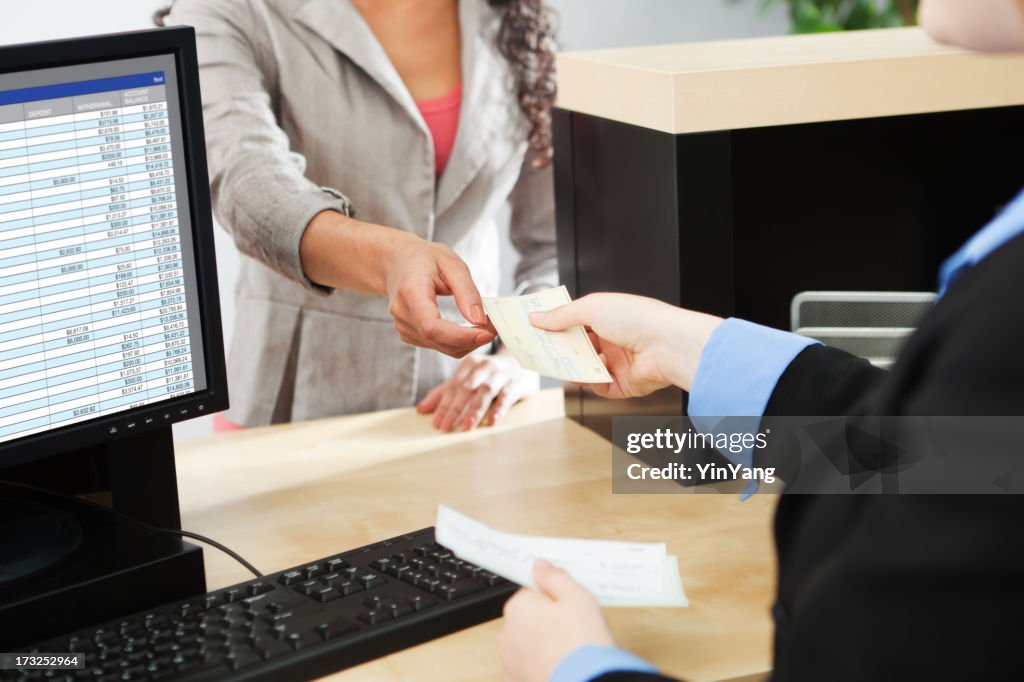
top-left (556, 27), bottom-right (1024, 133)
top-left (174, 389), bottom-right (777, 682)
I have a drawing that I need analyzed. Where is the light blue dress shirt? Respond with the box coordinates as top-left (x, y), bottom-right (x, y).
top-left (550, 645), bottom-right (658, 682)
top-left (549, 187), bottom-right (1024, 682)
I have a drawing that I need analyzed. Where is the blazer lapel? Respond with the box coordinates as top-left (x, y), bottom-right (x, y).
top-left (435, 0), bottom-right (500, 218)
top-left (292, 0), bottom-right (427, 135)
top-left (294, 0), bottom-right (503, 219)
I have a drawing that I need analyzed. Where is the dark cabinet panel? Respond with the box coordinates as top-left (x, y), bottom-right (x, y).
top-left (555, 105), bottom-right (1024, 435)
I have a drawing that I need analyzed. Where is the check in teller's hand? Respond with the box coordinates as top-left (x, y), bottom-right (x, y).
top-left (482, 286), bottom-right (612, 383)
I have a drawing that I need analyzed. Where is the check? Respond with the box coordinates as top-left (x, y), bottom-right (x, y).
top-left (436, 505), bottom-right (688, 608)
top-left (481, 286), bottom-right (612, 383)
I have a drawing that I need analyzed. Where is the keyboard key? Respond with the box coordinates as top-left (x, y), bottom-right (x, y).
top-left (279, 570), bottom-right (304, 586)
top-left (248, 581), bottom-right (273, 596)
top-left (224, 645), bottom-right (261, 671)
top-left (358, 609), bottom-right (391, 626)
top-left (314, 587), bottom-right (342, 603)
top-left (453, 579), bottom-right (488, 598)
top-left (295, 579), bottom-right (321, 596)
top-left (480, 571), bottom-right (505, 586)
top-left (224, 588), bottom-right (245, 603)
top-left (337, 580), bottom-right (365, 596)
top-left (386, 564), bottom-right (412, 578)
top-left (303, 564), bottom-right (325, 579)
top-left (94, 629), bottom-right (118, 645)
top-left (285, 631), bottom-right (317, 651)
top-left (263, 602), bottom-right (319, 624)
top-left (266, 590), bottom-right (307, 611)
top-left (68, 638), bottom-right (96, 654)
top-left (315, 618), bottom-right (361, 641)
top-left (319, 572), bottom-right (344, 587)
top-left (359, 573), bottom-right (386, 589)
top-left (117, 664), bottom-right (146, 679)
top-left (387, 601), bottom-right (414, 618)
top-left (408, 595), bottom-right (438, 612)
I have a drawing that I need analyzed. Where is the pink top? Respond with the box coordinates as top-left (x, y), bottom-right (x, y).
top-left (416, 83), bottom-right (462, 176)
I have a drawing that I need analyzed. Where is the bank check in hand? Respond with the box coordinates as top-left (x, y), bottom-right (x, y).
top-left (436, 505), bottom-right (687, 608)
top-left (482, 286), bottom-right (612, 384)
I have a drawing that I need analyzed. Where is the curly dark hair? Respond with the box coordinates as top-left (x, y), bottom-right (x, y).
top-left (487, 0), bottom-right (558, 166)
top-left (154, 1), bottom-right (557, 166)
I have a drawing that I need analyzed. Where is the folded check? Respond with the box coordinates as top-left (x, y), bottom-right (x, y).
top-left (436, 506), bottom-right (687, 608)
top-left (482, 286), bottom-right (612, 383)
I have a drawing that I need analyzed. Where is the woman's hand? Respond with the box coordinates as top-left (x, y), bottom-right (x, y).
top-left (530, 293), bottom-right (723, 397)
top-left (499, 560), bottom-right (616, 682)
top-left (417, 350), bottom-right (539, 431)
top-left (384, 238), bottom-right (496, 358)
top-left (300, 210), bottom-right (495, 358)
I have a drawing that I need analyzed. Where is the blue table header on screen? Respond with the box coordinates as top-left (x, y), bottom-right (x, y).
top-left (0, 72), bottom-right (166, 106)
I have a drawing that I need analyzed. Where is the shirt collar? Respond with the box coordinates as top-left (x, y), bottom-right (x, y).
top-left (940, 186), bottom-right (1024, 296)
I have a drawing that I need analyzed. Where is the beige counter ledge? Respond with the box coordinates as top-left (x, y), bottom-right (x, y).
top-left (556, 27), bottom-right (1024, 134)
top-left (175, 390), bottom-right (776, 682)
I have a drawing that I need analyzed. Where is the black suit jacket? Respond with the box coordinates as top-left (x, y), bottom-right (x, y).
top-left (596, 233), bottom-right (1024, 682)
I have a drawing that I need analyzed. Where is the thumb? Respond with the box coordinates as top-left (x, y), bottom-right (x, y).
top-left (530, 299), bottom-right (592, 332)
top-left (441, 257), bottom-right (487, 326)
top-left (532, 559), bottom-right (583, 601)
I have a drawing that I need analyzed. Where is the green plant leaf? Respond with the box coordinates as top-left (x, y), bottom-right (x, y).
top-left (844, 2), bottom-right (878, 30)
top-left (766, 0), bottom-right (919, 33)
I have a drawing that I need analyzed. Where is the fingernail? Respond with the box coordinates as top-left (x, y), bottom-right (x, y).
top-left (472, 304), bottom-right (484, 325)
top-left (534, 559), bottom-right (552, 570)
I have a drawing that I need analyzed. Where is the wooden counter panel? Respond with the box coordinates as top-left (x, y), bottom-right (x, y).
top-left (175, 390), bottom-right (776, 681)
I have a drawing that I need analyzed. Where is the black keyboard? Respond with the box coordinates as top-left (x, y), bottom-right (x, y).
top-left (12, 528), bottom-right (516, 681)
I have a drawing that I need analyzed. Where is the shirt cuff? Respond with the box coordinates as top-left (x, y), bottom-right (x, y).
top-left (549, 645), bottom-right (658, 682)
top-left (689, 318), bottom-right (819, 418)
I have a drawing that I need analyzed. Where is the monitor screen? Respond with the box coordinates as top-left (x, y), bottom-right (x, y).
top-left (0, 32), bottom-right (226, 457)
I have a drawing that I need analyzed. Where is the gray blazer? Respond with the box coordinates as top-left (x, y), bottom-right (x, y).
top-left (169, 0), bottom-right (557, 425)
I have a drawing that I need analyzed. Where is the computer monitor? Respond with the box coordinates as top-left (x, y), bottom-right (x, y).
top-left (0, 27), bottom-right (228, 642)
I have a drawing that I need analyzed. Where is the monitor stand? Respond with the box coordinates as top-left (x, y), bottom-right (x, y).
top-left (0, 426), bottom-right (206, 648)
top-left (0, 499), bottom-right (83, 590)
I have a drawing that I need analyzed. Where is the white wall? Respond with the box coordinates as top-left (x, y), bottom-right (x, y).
top-left (552, 0), bottom-right (787, 50)
top-left (0, 0), bottom-right (788, 438)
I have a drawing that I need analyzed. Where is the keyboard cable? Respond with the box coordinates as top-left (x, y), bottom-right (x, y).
top-left (4, 480), bottom-right (263, 578)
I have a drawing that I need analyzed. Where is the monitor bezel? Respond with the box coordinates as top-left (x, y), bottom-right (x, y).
top-left (0, 27), bottom-right (229, 467)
